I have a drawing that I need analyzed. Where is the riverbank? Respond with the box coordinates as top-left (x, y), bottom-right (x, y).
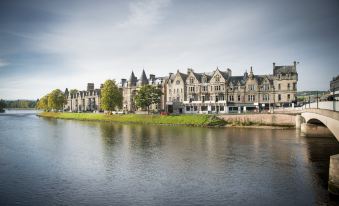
top-left (38, 112), bottom-right (296, 128)
top-left (37, 112), bottom-right (226, 127)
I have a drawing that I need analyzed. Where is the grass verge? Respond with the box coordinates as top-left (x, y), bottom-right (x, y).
top-left (37, 112), bottom-right (227, 127)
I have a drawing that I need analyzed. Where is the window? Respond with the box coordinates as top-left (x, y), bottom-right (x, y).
top-left (287, 83), bottom-right (290, 91)
top-left (293, 83), bottom-right (297, 90)
top-left (278, 84), bottom-right (281, 90)
top-left (229, 95), bottom-right (234, 101)
top-left (190, 77), bottom-right (194, 84)
top-left (248, 95), bottom-right (255, 102)
top-left (215, 85), bottom-right (221, 91)
top-left (202, 86), bottom-right (208, 92)
top-left (248, 84), bottom-right (255, 91)
top-left (238, 95), bottom-right (241, 101)
top-left (263, 94), bottom-right (269, 101)
top-left (202, 76), bottom-right (207, 83)
top-left (189, 87), bottom-right (195, 92)
top-left (287, 94), bottom-right (290, 100)
top-left (215, 75), bottom-right (220, 82)
top-left (176, 80), bottom-right (180, 85)
top-left (219, 95), bottom-right (225, 101)
top-left (263, 84), bottom-right (270, 91)
top-left (278, 94), bottom-right (281, 101)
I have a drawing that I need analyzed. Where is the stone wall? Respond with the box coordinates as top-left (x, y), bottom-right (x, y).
top-left (218, 113), bottom-right (296, 126)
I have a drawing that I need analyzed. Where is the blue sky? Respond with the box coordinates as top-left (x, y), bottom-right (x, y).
top-left (0, 0), bottom-right (339, 99)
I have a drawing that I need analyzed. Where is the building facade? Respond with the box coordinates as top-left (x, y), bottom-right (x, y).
top-left (120, 70), bottom-right (168, 113)
top-left (64, 83), bottom-right (101, 112)
top-left (166, 62), bottom-right (298, 114)
top-left (330, 75), bottom-right (339, 101)
top-left (64, 61), bottom-right (298, 114)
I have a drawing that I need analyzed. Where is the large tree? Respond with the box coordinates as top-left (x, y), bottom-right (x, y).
top-left (36, 95), bottom-right (49, 111)
top-left (135, 85), bottom-right (162, 114)
top-left (101, 80), bottom-right (123, 113)
top-left (47, 89), bottom-right (66, 111)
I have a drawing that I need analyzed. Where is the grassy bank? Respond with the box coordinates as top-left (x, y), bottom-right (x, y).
top-left (38, 112), bottom-right (226, 127)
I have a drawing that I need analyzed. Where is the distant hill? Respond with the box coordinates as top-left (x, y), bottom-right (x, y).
top-left (297, 91), bottom-right (329, 97)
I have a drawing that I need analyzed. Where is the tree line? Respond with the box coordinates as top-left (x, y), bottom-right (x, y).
top-left (0, 99), bottom-right (37, 109)
top-left (35, 79), bottom-right (162, 114)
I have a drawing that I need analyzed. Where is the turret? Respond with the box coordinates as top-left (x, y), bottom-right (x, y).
top-left (139, 69), bottom-right (149, 85)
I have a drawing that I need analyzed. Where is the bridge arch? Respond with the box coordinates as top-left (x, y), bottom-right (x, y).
top-left (301, 110), bottom-right (339, 141)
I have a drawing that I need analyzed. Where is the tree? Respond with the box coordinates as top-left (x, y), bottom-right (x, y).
top-left (47, 89), bottom-right (66, 111)
top-left (101, 80), bottom-right (123, 113)
top-left (0, 99), bottom-right (6, 112)
top-left (135, 85), bottom-right (162, 114)
top-left (36, 95), bottom-right (49, 111)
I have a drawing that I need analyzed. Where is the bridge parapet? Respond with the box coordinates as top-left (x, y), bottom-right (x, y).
top-left (303, 108), bottom-right (339, 120)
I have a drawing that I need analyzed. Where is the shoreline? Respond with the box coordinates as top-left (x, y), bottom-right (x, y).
top-left (37, 112), bottom-right (295, 129)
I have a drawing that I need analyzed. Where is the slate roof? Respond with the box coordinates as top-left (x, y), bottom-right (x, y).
top-left (273, 65), bottom-right (296, 75)
top-left (139, 69), bottom-right (149, 85)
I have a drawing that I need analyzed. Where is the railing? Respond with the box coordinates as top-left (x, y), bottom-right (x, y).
top-left (302, 101), bottom-right (339, 112)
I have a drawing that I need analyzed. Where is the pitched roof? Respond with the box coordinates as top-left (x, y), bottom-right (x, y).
top-left (140, 69), bottom-right (149, 85)
top-left (129, 71), bottom-right (137, 86)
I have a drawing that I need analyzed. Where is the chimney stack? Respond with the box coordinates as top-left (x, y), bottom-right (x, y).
top-left (87, 83), bottom-right (94, 91)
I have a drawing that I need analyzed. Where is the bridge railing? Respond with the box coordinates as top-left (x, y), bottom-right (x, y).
top-left (302, 101), bottom-right (339, 112)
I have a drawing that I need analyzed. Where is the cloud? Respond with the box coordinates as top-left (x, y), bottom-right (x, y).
top-left (120, 0), bottom-right (171, 28)
top-left (0, 59), bottom-right (9, 68)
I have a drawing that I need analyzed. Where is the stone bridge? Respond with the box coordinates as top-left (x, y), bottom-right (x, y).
top-left (300, 108), bottom-right (339, 141)
top-left (299, 109), bottom-right (339, 195)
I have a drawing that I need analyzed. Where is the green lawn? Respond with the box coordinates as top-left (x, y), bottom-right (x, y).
top-left (38, 112), bottom-right (226, 127)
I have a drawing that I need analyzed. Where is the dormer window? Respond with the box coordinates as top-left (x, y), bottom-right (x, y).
top-left (202, 76), bottom-right (207, 83)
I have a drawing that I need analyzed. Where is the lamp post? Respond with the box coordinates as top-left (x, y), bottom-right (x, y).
top-left (316, 91), bottom-right (319, 109)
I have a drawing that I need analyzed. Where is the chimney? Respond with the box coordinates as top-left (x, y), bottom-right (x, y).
top-left (227, 68), bottom-right (232, 76)
top-left (121, 79), bottom-right (126, 86)
top-left (293, 61), bottom-right (296, 67)
top-left (87, 83), bottom-right (94, 91)
top-left (187, 68), bottom-right (193, 73)
top-left (149, 74), bottom-right (155, 81)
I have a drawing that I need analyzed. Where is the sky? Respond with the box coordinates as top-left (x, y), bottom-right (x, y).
top-left (0, 0), bottom-right (339, 100)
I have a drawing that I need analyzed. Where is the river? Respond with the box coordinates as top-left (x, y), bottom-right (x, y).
top-left (0, 110), bottom-right (338, 205)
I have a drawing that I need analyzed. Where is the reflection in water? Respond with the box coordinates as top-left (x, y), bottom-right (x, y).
top-left (0, 113), bottom-right (339, 205)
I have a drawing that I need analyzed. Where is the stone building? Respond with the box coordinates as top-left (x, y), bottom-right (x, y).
top-left (166, 62), bottom-right (298, 114)
top-left (64, 83), bottom-right (101, 112)
top-left (330, 75), bottom-right (339, 101)
top-left (64, 61), bottom-right (298, 114)
top-left (120, 70), bottom-right (168, 113)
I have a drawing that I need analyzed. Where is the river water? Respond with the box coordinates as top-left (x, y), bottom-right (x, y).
top-left (0, 110), bottom-right (338, 206)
